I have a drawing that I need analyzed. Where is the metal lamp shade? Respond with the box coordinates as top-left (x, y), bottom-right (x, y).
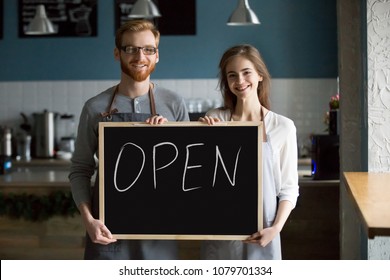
top-left (227, 0), bottom-right (260, 26)
top-left (25, 5), bottom-right (57, 35)
top-left (128, 0), bottom-right (161, 19)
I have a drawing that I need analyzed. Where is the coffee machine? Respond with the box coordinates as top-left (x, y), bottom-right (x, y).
top-left (32, 110), bottom-right (57, 158)
top-left (311, 134), bottom-right (340, 180)
top-left (56, 114), bottom-right (75, 159)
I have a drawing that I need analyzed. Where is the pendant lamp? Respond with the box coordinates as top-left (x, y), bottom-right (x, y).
top-left (227, 0), bottom-right (260, 26)
top-left (128, 0), bottom-right (161, 19)
top-left (25, 5), bottom-right (57, 35)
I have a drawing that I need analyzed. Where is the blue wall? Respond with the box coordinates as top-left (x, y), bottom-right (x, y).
top-left (0, 0), bottom-right (337, 81)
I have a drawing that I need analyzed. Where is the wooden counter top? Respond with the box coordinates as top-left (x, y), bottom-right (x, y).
top-left (343, 172), bottom-right (390, 239)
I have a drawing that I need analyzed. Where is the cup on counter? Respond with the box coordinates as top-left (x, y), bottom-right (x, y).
top-left (56, 136), bottom-right (75, 160)
top-left (16, 133), bottom-right (31, 161)
top-left (58, 137), bottom-right (75, 154)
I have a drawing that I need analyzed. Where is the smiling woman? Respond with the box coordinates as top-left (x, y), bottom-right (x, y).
top-left (200, 44), bottom-right (299, 260)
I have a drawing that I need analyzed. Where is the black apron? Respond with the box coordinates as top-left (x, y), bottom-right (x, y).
top-left (84, 84), bottom-right (178, 260)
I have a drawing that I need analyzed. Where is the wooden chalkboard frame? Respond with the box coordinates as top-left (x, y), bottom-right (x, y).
top-left (99, 121), bottom-right (263, 240)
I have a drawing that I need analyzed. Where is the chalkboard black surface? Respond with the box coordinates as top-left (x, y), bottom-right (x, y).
top-left (99, 122), bottom-right (262, 240)
top-left (19, 0), bottom-right (97, 37)
top-left (115, 0), bottom-right (196, 35)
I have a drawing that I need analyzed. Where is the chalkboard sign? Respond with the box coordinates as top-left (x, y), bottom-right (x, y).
top-left (115, 0), bottom-right (196, 35)
top-left (99, 122), bottom-right (263, 240)
top-left (19, 0), bottom-right (97, 37)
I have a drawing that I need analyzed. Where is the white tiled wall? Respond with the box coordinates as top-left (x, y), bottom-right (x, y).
top-left (0, 78), bottom-right (337, 145)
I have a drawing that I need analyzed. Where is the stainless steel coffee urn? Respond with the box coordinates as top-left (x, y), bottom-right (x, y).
top-left (0, 126), bottom-right (13, 174)
top-left (0, 126), bottom-right (12, 157)
top-left (33, 110), bottom-right (56, 158)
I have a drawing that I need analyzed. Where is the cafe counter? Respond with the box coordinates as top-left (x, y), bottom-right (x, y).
top-left (0, 160), bottom-right (85, 260)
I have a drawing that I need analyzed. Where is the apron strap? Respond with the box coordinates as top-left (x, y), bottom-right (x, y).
top-left (100, 83), bottom-right (157, 118)
top-left (100, 85), bottom-right (119, 120)
top-left (260, 107), bottom-right (267, 142)
top-left (149, 83), bottom-right (157, 116)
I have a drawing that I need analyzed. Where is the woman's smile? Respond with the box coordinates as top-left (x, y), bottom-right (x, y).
top-left (235, 84), bottom-right (251, 92)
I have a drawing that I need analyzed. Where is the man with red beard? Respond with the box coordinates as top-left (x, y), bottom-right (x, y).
top-left (69, 20), bottom-right (189, 259)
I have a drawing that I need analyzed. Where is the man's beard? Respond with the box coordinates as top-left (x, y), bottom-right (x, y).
top-left (120, 59), bottom-right (156, 82)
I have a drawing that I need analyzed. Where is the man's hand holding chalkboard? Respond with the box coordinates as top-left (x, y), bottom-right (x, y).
top-left (88, 218), bottom-right (117, 245)
top-left (146, 114), bottom-right (168, 125)
top-left (79, 203), bottom-right (117, 245)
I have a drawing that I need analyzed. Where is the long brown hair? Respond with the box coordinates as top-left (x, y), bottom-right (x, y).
top-left (218, 44), bottom-right (271, 111)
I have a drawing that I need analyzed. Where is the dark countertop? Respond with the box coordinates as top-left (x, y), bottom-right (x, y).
top-left (11, 158), bottom-right (71, 168)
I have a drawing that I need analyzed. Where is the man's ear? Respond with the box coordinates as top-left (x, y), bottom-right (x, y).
top-left (114, 48), bottom-right (120, 61)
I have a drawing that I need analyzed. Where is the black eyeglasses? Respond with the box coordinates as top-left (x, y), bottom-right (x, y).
top-left (120, 46), bottom-right (157, 55)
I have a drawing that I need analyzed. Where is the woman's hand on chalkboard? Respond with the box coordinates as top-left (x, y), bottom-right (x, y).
top-left (86, 218), bottom-right (117, 245)
top-left (244, 226), bottom-right (279, 247)
top-left (198, 116), bottom-right (221, 125)
top-left (146, 114), bottom-right (168, 125)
